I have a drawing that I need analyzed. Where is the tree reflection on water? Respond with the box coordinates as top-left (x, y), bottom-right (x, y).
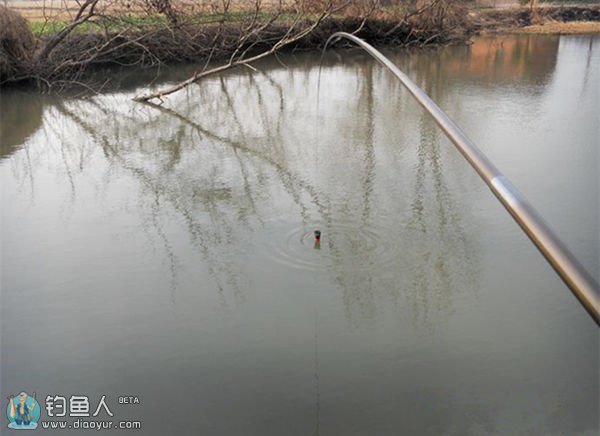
top-left (37, 58), bottom-right (478, 327)
top-left (3, 32), bottom-right (570, 326)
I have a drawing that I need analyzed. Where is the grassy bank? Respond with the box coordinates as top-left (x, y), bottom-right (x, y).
top-left (28, 10), bottom-right (307, 37)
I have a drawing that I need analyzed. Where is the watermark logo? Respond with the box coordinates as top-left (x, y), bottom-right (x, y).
top-left (6, 392), bottom-right (41, 430)
top-left (5, 392), bottom-right (141, 431)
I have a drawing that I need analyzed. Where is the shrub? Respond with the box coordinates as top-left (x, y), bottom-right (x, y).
top-left (0, 6), bottom-right (36, 82)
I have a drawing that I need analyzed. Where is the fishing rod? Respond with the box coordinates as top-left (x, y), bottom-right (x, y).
top-left (323, 32), bottom-right (599, 325)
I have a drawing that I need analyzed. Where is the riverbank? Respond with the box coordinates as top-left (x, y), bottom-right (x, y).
top-left (0, 1), bottom-right (470, 90)
top-left (1, 3), bottom-right (599, 90)
top-left (518, 21), bottom-right (600, 34)
top-left (471, 4), bottom-right (600, 34)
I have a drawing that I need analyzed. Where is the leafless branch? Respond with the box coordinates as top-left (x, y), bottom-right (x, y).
top-left (38, 0), bottom-right (101, 61)
top-left (133, 1), bottom-right (351, 102)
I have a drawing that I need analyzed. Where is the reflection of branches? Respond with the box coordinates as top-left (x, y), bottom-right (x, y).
top-left (43, 109), bottom-right (77, 203)
top-left (359, 58), bottom-right (375, 225)
top-left (218, 76), bottom-right (262, 224)
top-left (310, 50), bottom-right (481, 327)
top-left (581, 36), bottom-right (594, 96)
top-left (144, 97), bottom-right (331, 225)
top-left (54, 85), bottom-right (334, 305)
top-left (255, 68), bottom-right (286, 136)
top-left (52, 100), bottom-right (239, 302)
top-left (325, 58), bottom-right (378, 323)
top-left (27, 48), bottom-right (483, 326)
top-left (243, 71), bottom-right (312, 222)
top-left (148, 188), bottom-right (179, 303)
top-left (168, 49), bottom-right (480, 326)
top-left (404, 113), bottom-right (476, 327)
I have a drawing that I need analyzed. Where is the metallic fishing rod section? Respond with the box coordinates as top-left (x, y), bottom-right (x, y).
top-left (324, 32), bottom-right (600, 325)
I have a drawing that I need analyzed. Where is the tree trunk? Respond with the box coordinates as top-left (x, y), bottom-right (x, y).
top-left (530, 0), bottom-right (542, 25)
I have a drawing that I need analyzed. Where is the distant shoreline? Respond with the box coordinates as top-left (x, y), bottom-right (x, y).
top-left (469, 4), bottom-right (600, 34)
top-left (514, 20), bottom-right (599, 34)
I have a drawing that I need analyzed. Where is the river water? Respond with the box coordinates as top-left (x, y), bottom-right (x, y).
top-left (1, 34), bottom-right (598, 435)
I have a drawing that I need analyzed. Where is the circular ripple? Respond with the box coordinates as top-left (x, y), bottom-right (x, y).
top-left (264, 219), bottom-right (399, 273)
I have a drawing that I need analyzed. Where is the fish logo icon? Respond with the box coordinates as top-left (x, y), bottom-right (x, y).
top-left (6, 392), bottom-right (41, 430)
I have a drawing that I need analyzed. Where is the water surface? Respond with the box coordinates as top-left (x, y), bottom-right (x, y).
top-left (1, 34), bottom-right (598, 435)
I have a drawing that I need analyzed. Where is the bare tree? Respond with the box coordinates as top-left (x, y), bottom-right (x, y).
top-left (2, 0), bottom-right (467, 91)
top-left (133, 0), bottom-right (352, 102)
top-left (142, 0), bottom-right (178, 25)
top-left (37, 0), bottom-right (101, 62)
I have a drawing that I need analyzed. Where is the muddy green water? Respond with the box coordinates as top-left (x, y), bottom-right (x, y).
top-left (1, 34), bottom-right (598, 435)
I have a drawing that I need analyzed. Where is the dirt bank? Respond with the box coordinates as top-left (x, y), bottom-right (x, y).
top-left (471, 4), bottom-right (600, 34)
top-left (519, 21), bottom-right (600, 34)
